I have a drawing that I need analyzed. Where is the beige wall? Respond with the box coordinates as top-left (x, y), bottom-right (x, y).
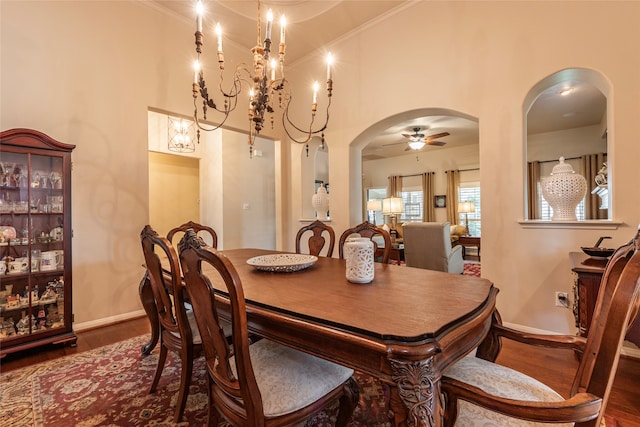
top-left (2, 1), bottom-right (639, 338)
top-left (284, 1), bottom-right (640, 335)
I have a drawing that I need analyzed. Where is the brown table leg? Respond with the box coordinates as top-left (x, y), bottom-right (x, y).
top-left (390, 357), bottom-right (442, 426)
top-left (138, 272), bottom-right (159, 356)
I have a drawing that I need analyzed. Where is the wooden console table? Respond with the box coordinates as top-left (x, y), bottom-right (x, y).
top-left (570, 252), bottom-right (640, 350)
top-left (458, 236), bottom-right (481, 260)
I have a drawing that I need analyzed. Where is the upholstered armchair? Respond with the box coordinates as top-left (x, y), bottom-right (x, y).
top-left (403, 222), bottom-right (464, 274)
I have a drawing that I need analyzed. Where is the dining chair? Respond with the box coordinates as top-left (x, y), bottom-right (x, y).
top-left (295, 219), bottom-right (335, 257)
top-left (338, 221), bottom-right (392, 263)
top-left (178, 230), bottom-right (360, 427)
top-left (167, 220), bottom-right (218, 248)
top-left (140, 225), bottom-right (203, 422)
top-left (441, 226), bottom-right (640, 427)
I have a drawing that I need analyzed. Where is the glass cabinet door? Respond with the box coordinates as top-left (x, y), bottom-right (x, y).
top-left (1, 152), bottom-right (67, 340)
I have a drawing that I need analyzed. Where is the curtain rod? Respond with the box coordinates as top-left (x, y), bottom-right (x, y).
top-left (392, 172), bottom-right (436, 178)
top-left (445, 167), bottom-right (480, 173)
top-left (535, 156), bottom-right (580, 164)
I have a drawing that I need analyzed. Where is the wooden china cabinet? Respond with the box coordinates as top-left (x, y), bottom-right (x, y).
top-left (0, 129), bottom-right (76, 357)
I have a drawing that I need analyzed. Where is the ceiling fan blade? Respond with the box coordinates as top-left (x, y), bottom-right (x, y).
top-left (426, 140), bottom-right (447, 146)
top-left (424, 132), bottom-right (450, 141)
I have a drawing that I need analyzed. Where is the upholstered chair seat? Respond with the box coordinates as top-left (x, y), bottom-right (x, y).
top-left (230, 338), bottom-right (354, 417)
top-left (445, 356), bottom-right (571, 427)
top-left (168, 307), bottom-right (201, 344)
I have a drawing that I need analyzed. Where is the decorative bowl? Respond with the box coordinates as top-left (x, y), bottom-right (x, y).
top-left (247, 253), bottom-right (318, 273)
top-left (581, 246), bottom-right (615, 259)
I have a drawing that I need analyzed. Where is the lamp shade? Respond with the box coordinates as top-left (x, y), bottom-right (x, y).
top-left (367, 200), bottom-right (382, 211)
top-left (458, 201), bottom-right (475, 213)
top-left (382, 197), bottom-right (404, 214)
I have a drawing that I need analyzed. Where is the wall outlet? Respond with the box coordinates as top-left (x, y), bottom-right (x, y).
top-left (555, 292), bottom-right (569, 308)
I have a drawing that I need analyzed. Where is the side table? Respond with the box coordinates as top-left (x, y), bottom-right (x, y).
top-left (458, 236), bottom-right (481, 261)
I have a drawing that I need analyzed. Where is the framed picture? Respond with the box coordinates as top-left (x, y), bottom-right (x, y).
top-left (434, 195), bottom-right (446, 208)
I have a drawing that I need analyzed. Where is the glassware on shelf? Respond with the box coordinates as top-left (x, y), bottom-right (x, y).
top-left (0, 162), bottom-right (14, 187)
top-left (49, 171), bottom-right (62, 189)
top-left (11, 165), bottom-right (26, 187)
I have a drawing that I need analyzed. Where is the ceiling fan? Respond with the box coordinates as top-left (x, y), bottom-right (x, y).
top-left (384, 127), bottom-right (450, 151)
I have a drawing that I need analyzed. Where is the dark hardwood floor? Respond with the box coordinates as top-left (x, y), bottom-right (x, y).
top-left (1, 317), bottom-right (639, 426)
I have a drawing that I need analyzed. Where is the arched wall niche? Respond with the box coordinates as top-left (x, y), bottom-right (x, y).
top-left (301, 136), bottom-right (329, 219)
top-left (524, 68), bottom-right (611, 222)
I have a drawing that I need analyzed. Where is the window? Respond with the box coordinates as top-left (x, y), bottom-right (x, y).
top-left (399, 190), bottom-right (423, 223)
top-left (458, 183), bottom-right (481, 236)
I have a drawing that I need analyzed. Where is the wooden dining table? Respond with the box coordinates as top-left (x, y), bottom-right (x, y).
top-left (139, 248), bottom-right (498, 427)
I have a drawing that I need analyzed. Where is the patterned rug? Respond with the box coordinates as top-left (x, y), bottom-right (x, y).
top-left (0, 335), bottom-right (391, 426)
top-left (463, 261), bottom-right (481, 277)
top-left (0, 334), bottom-right (619, 427)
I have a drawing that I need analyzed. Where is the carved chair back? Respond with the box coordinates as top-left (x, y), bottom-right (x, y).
top-left (167, 220), bottom-right (218, 249)
top-left (338, 221), bottom-right (391, 263)
top-left (140, 225), bottom-right (199, 422)
top-left (140, 225), bottom-right (192, 343)
top-left (178, 231), bottom-right (266, 422)
top-left (295, 220), bottom-right (335, 257)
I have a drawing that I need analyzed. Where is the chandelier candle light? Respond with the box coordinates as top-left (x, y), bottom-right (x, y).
top-left (192, 0), bottom-right (334, 157)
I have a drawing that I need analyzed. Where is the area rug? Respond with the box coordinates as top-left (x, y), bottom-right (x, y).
top-left (0, 335), bottom-right (392, 426)
top-left (0, 335), bottom-right (619, 427)
top-left (463, 261), bottom-right (481, 277)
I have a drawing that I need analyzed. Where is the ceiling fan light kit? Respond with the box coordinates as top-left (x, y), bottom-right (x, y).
top-left (394, 127), bottom-right (450, 151)
top-left (408, 140), bottom-right (426, 150)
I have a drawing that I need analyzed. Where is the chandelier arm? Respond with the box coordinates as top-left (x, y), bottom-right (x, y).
top-left (215, 64), bottom-right (252, 101)
top-left (281, 94), bottom-right (331, 144)
top-left (199, 66), bottom-right (245, 117)
top-left (193, 98), bottom-right (230, 132)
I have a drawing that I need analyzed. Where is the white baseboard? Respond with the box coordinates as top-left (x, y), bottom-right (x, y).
top-left (73, 309), bottom-right (147, 333)
top-left (504, 322), bottom-right (640, 359)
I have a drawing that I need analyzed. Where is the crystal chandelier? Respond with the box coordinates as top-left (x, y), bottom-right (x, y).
top-left (192, 0), bottom-right (334, 157)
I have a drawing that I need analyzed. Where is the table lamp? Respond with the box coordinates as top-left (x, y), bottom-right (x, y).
top-left (458, 201), bottom-right (475, 235)
top-left (382, 197), bottom-right (404, 241)
top-left (366, 200), bottom-right (382, 225)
